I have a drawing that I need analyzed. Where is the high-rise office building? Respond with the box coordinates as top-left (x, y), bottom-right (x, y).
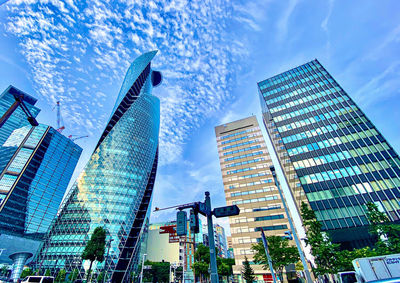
top-left (214, 224), bottom-right (228, 258)
top-left (0, 86), bottom-right (40, 172)
top-left (0, 124), bottom-right (82, 281)
top-left (258, 59), bottom-right (400, 248)
top-left (36, 51), bottom-right (162, 282)
top-left (215, 116), bottom-right (291, 281)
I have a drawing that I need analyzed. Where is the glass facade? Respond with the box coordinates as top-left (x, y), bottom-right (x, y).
top-left (258, 59), bottom-right (400, 248)
top-left (36, 51), bottom-right (161, 282)
top-left (0, 124), bottom-right (82, 238)
top-left (0, 86), bottom-right (40, 172)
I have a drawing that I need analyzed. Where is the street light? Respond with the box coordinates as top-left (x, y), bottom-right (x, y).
top-left (270, 165), bottom-right (313, 283)
top-left (139, 253), bottom-right (147, 283)
top-left (103, 238), bottom-right (114, 283)
top-left (0, 87), bottom-right (39, 128)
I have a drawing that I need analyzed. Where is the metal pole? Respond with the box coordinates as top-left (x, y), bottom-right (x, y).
top-left (204, 191), bottom-right (219, 283)
top-left (270, 166), bottom-right (313, 283)
top-left (260, 228), bottom-right (277, 283)
top-left (139, 253), bottom-right (147, 283)
top-left (103, 238), bottom-right (114, 283)
top-left (0, 99), bottom-right (20, 128)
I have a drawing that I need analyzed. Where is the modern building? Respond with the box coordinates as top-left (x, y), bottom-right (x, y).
top-left (146, 222), bottom-right (180, 264)
top-left (226, 236), bottom-right (234, 258)
top-left (36, 51), bottom-right (162, 282)
top-left (0, 86), bottom-right (40, 172)
top-left (213, 224), bottom-right (228, 258)
top-left (0, 124), bottom-right (82, 281)
top-left (215, 116), bottom-right (292, 281)
top-left (258, 59), bottom-right (400, 249)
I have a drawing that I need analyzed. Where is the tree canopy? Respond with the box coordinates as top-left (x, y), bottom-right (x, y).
top-left (241, 256), bottom-right (256, 283)
top-left (82, 226), bottom-right (107, 280)
top-left (252, 235), bottom-right (299, 279)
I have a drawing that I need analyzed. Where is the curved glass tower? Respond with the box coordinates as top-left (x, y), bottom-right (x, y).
top-left (36, 51), bottom-right (162, 282)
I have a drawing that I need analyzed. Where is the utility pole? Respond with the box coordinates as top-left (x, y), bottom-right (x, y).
top-left (205, 192), bottom-right (219, 283)
top-left (139, 253), bottom-right (147, 283)
top-left (260, 228), bottom-right (277, 283)
top-left (155, 191), bottom-right (240, 283)
top-left (270, 166), bottom-right (313, 283)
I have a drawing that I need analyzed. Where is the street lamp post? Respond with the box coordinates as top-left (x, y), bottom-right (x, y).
top-left (270, 166), bottom-right (313, 283)
top-left (0, 89), bottom-right (38, 129)
top-left (139, 253), bottom-right (147, 283)
top-left (103, 238), bottom-right (114, 283)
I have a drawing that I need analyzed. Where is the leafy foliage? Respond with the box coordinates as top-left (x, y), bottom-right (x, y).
top-left (143, 260), bottom-right (170, 283)
top-left (193, 244), bottom-right (210, 279)
top-left (300, 202), bottom-right (340, 275)
top-left (366, 202), bottom-right (400, 254)
top-left (55, 269), bottom-right (66, 283)
top-left (241, 257), bottom-right (256, 283)
top-left (44, 269), bottom-right (51, 276)
top-left (252, 235), bottom-right (299, 278)
top-left (217, 257), bottom-right (234, 279)
top-left (96, 271), bottom-right (105, 282)
top-left (0, 265), bottom-right (9, 276)
top-left (336, 247), bottom-right (377, 271)
top-left (20, 268), bottom-right (33, 279)
top-left (69, 268), bottom-right (79, 282)
top-left (82, 227), bottom-right (107, 280)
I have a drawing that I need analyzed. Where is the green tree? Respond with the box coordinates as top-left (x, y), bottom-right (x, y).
top-left (175, 266), bottom-right (183, 282)
top-left (68, 268), bottom-right (79, 282)
top-left (217, 257), bottom-right (234, 280)
top-left (0, 264), bottom-right (9, 276)
top-left (96, 271), bottom-right (105, 282)
top-left (20, 268), bottom-right (33, 279)
top-left (55, 269), bottom-right (66, 282)
top-left (193, 244), bottom-right (211, 282)
top-left (241, 257), bottom-right (255, 283)
top-left (252, 236), bottom-right (299, 280)
top-left (142, 260), bottom-right (170, 283)
top-left (300, 202), bottom-right (340, 275)
top-left (366, 202), bottom-right (400, 254)
top-left (336, 247), bottom-right (377, 272)
top-left (44, 269), bottom-right (51, 276)
top-left (82, 227), bottom-right (107, 281)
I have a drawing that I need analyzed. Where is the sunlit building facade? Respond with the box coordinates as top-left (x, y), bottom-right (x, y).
top-left (0, 124), bottom-right (82, 281)
top-left (36, 51), bottom-right (162, 282)
top-left (215, 116), bottom-right (291, 281)
top-left (258, 59), bottom-right (400, 248)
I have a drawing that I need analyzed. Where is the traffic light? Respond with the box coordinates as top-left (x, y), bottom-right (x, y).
top-left (189, 209), bottom-right (199, 233)
top-left (284, 230), bottom-right (293, 240)
top-left (176, 210), bottom-right (187, 236)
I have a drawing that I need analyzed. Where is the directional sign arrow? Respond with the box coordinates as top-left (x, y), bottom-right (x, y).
top-left (213, 205), bottom-right (240, 218)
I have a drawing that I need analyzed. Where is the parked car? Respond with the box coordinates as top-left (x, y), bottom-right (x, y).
top-left (21, 276), bottom-right (54, 283)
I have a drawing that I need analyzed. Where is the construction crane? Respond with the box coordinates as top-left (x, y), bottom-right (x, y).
top-left (68, 135), bottom-right (89, 142)
top-left (55, 101), bottom-right (65, 133)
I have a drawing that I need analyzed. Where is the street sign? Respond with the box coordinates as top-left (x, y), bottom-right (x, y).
top-left (176, 210), bottom-right (187, 236)
top-left (197, 202), bottom-right (209, 216)
top-left (213, 205), bottom-right (240, 218)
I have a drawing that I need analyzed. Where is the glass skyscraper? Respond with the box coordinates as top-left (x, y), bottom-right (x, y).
top-left (0, 124), bottom-right (82, 281)
top-left (258, 59), bottom-right (400, 248)
top-left (0, 86), bottom-right (40, 172)
top-left (36, 51), bottom-right (162, 282)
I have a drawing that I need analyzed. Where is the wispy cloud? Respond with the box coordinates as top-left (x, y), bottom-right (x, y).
top-left (2, 0), bottom-right (253, 165)
top-left (276, 0), bottom-right (299, 42)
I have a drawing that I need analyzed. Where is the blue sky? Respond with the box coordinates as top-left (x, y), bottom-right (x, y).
top-left (0, 0), bottom-right (399, 234)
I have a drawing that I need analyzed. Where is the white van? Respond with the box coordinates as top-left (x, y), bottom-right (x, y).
top-left (21, 276), bottom-right (54, 283)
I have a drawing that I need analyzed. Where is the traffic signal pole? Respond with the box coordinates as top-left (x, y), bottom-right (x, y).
top-left (270, 166), bottom-right (313, 283)
top-left (154, 191), bottom-right (240, 283)
top-left (205, 192), bottom-right (219, 283)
